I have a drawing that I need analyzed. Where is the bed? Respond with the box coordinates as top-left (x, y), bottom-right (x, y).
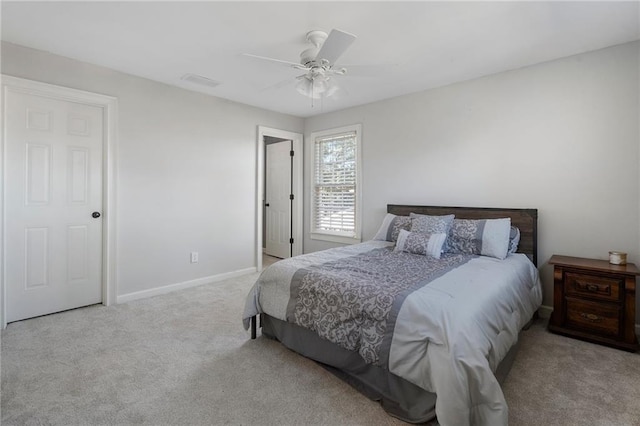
top-left (243, 205), bottom-right (542, 425)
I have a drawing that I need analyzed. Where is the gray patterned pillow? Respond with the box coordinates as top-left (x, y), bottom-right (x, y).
top-left (508, 226), bottom-right (520, 254)
top-left (409, 213), bottom-right (455, 235)
top-left (373, 213), bottom-right (412, 242)
top-left (446, 218), bottom-right (511, 259)
top-left (394, 229), bottom-right (447, 259)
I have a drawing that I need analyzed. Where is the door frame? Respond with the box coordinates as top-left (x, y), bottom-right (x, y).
top-left (1, 75), bottom-right (118, 328)
top-left (256, 126), bottom-right (302, 272)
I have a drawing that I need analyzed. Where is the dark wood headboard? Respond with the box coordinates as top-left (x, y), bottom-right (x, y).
top-left (387, 205), bottom-right (538, 266)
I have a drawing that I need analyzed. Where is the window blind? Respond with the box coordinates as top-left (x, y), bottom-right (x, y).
top-left (312, 131), bottom-right (357, 236)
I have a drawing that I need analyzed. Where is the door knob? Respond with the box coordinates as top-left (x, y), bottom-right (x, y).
top-left (92, 212), bottom-right (101, 218)
top-left (265, 203), bottom-right (270, 207)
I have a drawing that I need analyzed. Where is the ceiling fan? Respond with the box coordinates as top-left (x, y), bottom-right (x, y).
top-left (244, 29), bottom-right (357, 100)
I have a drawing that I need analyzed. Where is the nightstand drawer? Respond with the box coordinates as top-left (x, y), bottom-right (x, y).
top-left (565, 297), bottom-right (620, 337)
top-left (565, 272), bottom-right (621, 302)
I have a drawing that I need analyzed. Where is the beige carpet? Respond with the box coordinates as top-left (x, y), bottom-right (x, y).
top-left (2, 269), bottom-right (639, 425)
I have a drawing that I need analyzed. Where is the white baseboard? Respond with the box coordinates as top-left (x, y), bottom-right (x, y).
top-left (117, 267), bottom-right (257, 304)
top-left (538, 304), bottom-right (553, 319)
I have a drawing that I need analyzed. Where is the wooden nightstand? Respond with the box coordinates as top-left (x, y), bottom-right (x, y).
top-left (548, 255), bottom-right (639, 352)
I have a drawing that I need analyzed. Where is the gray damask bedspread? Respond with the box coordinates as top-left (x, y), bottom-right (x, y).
top-left (243, 241), bottom-right (542, 426)
top-left (287, 245), bottom-right (471, 366)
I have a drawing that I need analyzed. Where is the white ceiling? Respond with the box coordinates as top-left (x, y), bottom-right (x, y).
top-left (2, 1), bottom-right (639, 118)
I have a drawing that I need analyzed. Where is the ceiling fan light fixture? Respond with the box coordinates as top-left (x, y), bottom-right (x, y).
top-left (324, 78), bottom-right (340, 97)
top-left (295, 76), bottom-right (311, 96)
top-left (295, 75), bottom-right (328, 99)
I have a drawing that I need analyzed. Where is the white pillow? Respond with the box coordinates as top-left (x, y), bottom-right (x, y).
top-left (394, 229), bottom-right (447, 259)
top-left (373, 213), bottom-right (412, 242)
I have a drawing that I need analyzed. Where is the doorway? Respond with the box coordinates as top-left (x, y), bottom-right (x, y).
top-left (1, 75), bottom-right (117, 327)
top-left (264, 137), bottom-right (292, 259)
top-left (256, 127), bottom-right (302, 272)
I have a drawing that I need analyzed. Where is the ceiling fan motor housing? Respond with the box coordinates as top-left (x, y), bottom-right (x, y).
top-left (300, 30), bottom-right (329, 66)
top-left (300, 47), bottom-right (319, 66)
top-left (306, 30), bottom-right (328, 47)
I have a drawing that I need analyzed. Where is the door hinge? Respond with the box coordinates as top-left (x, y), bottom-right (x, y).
top-left (289, 238), bottom-right (294, 244)
top-left (289, 194), bottom-right (294, 200)
top-left (290, 150), bottom-right (294, 157)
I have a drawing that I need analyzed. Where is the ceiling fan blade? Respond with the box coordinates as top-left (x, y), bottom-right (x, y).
top-left (273, 75), bottom-right (304, 89)
top-left (242, 53), bottom-right (309, 70)
top-left (315, 29), bottom-right (357, 64)
top-left (261, 74), bottom-right (307, 92)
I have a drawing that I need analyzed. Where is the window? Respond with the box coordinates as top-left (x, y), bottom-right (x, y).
top-left (310, 124), bottom-right (362, 244)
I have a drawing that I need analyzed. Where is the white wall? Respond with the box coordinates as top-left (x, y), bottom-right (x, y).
top-left (1, 42), bottom-right (303, 300)
top-left (304, 41), bottom-right (640, 315)
top-left (3, 40), bottom-right (639, 320)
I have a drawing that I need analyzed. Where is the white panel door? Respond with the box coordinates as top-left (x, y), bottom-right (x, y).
top-left (265, 141), bottom-right (291, 259)
top-left (5, 90), bottom-right (103, 322)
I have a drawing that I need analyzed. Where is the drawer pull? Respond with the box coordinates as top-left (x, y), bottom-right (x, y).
top-left (576, 281), bottom-right (609, 294)
top-left (580, 312), bottom-right (602, 323)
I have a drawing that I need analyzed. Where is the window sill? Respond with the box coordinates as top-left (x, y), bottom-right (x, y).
top-left (310, 232), bottom-right (361, 245)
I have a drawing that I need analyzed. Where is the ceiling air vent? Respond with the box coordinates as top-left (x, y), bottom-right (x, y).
top-left (181, 73), bottom-right (221, 88)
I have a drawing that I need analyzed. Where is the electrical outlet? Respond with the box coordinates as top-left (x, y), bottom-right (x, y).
top-left (190, 252), bottom-right (199, 263)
